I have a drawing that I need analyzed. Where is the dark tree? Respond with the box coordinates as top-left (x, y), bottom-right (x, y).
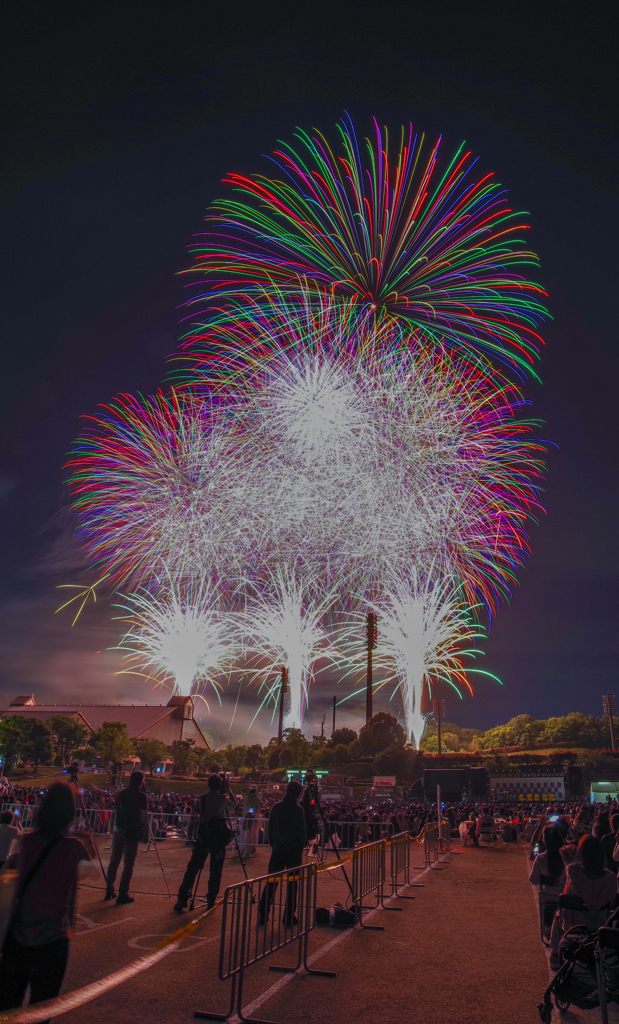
top-left (50, 715), bottom-right (89, 762)
top-left (328, 727), bottom-right (357, 748)
top-left (359, 713), bottom-right (405, 755)
top-left (244, 744), bottom-right (263, 771)
top-left (23, 719), bottom-right (55, 773)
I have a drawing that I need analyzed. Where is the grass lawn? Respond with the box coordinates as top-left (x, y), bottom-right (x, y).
top-left (5, 771), bottom-right (243, 798)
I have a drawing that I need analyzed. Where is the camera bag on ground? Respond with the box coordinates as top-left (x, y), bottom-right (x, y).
top-left (330, 902), bottom-right (357, 927)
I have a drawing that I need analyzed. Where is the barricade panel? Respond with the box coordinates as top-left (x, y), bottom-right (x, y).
top-left (351, 840), bottom-right (385, 930)
top-left (389, 832), bottom-right (415, 898)
top-left (196, 862), bottom-right (334, 1023)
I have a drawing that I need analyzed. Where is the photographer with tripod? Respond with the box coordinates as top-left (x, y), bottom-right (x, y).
top-left (174, 774), bottom-right (237, 913)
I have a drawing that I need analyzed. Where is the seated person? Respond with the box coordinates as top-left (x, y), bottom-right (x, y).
top-left (501, 820), bottom-right (518, 843)
top-left (550, 834), bottom-right (617, 962)
top-left (476, 807), bottom-right (495, 843)
top-left (530, 825), bottom-right (566, 896)
top-left (601, 813), bottom-right (619, 873)
top-left (529, 825), bottom-right (566, 939)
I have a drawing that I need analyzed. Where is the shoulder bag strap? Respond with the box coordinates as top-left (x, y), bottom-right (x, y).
top-left (16, 836), bottom-right (62, 904)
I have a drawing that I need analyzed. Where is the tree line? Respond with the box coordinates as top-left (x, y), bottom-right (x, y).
top-left (0, 712), bottom-right (405, 777)
top-left (1, 710), bottom-right (617, 780)
top-left (420, 712), bottom-right (619, 752)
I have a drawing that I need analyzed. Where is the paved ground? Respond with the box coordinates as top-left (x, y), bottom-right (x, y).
top-left (34, 834), bottom-right (619, 1023)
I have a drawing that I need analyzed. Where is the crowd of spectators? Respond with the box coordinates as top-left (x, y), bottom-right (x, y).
top-left (528, 803), bottom-right (619, 967)
top-left (3, 775), bottom-right (608, 848)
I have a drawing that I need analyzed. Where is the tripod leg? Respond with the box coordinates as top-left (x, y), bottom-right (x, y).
top-left (149, 825), bottom-right (171, 896)
top-left (313, 796), bottom-right (354, 901)
top-left (225, 807), bottom-right (250, 883)
top-left (73, 784), bottom-right (107, 885)
top-left (190, 868), bottom-right (202, 911)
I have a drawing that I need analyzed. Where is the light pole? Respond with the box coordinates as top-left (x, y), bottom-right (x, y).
top-left (603, 694), bottom-right (616, 751)
top-left (432, 698), bottom-right (446, 755)
top-left (277, 666), bottom-right (289, 744)
top-left (366, 612), bottom-right (378, 725)
top-left (332, 695), bottom-right (336, 735)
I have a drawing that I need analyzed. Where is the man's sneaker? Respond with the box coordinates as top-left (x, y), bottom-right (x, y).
top-left (174, 898), bottom-right (188, 914)
top-left (116, 894), bottom-right (135, 905)
top-left (104, 887), bottom-right (116, 901)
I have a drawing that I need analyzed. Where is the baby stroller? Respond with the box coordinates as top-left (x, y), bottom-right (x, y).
top-left (538, 902), bottom-right (619, 1021)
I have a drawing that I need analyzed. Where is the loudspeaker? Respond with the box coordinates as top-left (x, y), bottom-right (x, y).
top-left (468, 766), bottom-right (488, 799)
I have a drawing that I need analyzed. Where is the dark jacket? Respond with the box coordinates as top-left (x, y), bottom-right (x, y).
top-left (268, 798), bottom-right (307, 852)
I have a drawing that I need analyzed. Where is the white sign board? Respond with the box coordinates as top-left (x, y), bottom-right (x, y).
top-left (373, 776), bottom-right (396, 787)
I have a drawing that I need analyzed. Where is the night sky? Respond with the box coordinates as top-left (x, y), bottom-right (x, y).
top-left (0, 3), bottom-right (616, 746)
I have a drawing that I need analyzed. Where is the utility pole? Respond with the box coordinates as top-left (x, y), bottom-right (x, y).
top-left (366, 611), bottom-right (378, 725)
top-left (332, 696), bottom-right (336, 735)
top-left (432, 698), bottom-right (446, 755)
top-left (603, 694), bottom-right (616, 751)
top-left (277, 667), bottom-right (289, 744)
top-left (320, 717), bottom-right (325, 739)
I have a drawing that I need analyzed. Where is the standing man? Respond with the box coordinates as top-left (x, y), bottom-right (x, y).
top-left (259, 781), bottom-right (307, 927)
top-left (105, 770), bottom-right (148, 904)
top-left (174, 774), bottom-right (237, 912)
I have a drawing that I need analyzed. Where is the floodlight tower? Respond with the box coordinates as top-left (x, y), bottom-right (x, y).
top-left (603, 694), bottom-right (616, 752)
top-left (277, 666), bottom-right (289, 744)
top-left (366, 612), bottom-right (378, 725)
top-left (432, 697), bottom-right (446, 755)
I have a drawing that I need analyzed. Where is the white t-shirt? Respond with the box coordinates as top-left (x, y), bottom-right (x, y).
top-left (529, 850), bottom-right (566, 895)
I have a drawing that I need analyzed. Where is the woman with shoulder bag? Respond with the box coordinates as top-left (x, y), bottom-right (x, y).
top-left (0, 783), bottom-right (95, 1022)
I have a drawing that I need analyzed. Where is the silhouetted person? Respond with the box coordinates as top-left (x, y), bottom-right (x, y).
top-left (174, 774), bottom-right (236, 912)
top-left (259, 781), bottom-right (307, 927)
top-left (0, 783), bottom-right (95, 1022)
top-left (105, 770), bottom-right (148, 904)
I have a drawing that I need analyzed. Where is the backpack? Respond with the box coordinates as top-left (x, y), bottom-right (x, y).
top-left (199, 818), bottom-right (233, 848)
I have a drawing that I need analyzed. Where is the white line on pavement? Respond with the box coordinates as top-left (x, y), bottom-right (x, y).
top-left (75, 916), bottom-right (136, 937)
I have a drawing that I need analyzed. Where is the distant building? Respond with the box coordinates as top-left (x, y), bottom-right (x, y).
top-left (0, 694), bottom-right (209, 750)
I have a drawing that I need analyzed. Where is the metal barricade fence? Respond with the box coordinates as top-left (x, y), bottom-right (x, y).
top-left (2, 801), bottom-right (116, 835)
top-left (148, 810), bottom-right (198, 842)
top-left (147, 815), bottom-right (409, 855)
top-left (194, 862), bottom-right (335, 1024)
top-left (1, 802), bottom-right (36, 830)
top-left (413, 822), bottom-right (441, 869)
top-left (351, 839), bottom-right (385, 930)
top-left (75, 806), bottom-right (116, 835)
top-left (388, 832), bottom-right (419, 900)
top-left (440, 820), bottom-right (451, 853)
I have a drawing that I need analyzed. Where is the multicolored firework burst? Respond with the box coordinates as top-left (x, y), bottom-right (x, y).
top-left (181, 115), bottom-right (548, 377)
top-left (181, 294), bottom-right (545, 613)
top-left (67, 389), bottom-right (268, 591)
top-left (65, 117), bottom-right (548, 735)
